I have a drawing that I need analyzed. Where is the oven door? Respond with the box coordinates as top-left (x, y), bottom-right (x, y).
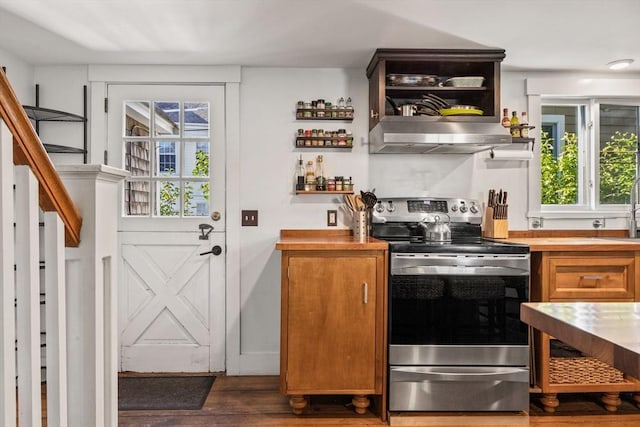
top-left (389, 253), bottom-right (530, 349)
top-left (389, 365), bottom-right (530, 411)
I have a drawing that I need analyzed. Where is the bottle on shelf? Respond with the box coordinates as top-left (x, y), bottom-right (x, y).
top-left (295, 155), bottom-right (305, 191)
top-left (520, 112), bottom-right (529, 138)
top-left (510, 111), bottom-right (521, 138)
top-left (315, 155), bottom-right (326, 191)
top-left (305, 160), bottom-right (315, 191)
top-left (501, 108), bottom-right (510, 128)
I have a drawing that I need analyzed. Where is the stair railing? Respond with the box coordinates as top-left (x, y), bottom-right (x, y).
top-left (0, 68), bottom-right (83, 427)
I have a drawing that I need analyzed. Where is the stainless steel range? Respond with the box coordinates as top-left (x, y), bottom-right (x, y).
top-left (371, 196), bottom-right (530, 412)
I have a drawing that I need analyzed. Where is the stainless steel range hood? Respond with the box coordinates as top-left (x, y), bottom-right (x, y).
top-left (369, 118), bottom-right (512, 154)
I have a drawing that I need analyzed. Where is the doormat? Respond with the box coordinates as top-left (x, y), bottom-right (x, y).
top-left (118, 375), bottom-right (215, 411)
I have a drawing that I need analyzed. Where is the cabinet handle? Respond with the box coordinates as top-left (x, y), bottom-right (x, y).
top-left (579, 275), bottom-right (603, 287)
top-left (363, 282), bottom-right (368, 304)
top-left (370, 109), bottom-right (379, 119)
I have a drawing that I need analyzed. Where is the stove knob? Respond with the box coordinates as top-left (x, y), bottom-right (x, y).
top-left (459, 205), bottom-right (468, 213)
top-left (386, 201), bottom-right (396, 212)
top-left (374, 201), bottom-right (385, 213)
top-left (450, 204), bottom-right (458, 212)
top-left (469, 205), bottom-right (479, 214)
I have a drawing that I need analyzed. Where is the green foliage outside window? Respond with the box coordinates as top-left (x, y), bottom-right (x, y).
top-left (159, 149), bottom-right (210, 216)
top-left (541, 131), bottom-right (578, 204)
top-left (541, 130), bottom-right (638, 205)
top-left (599, 131), bottom-right (638, 204)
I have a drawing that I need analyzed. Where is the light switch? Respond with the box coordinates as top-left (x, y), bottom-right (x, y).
top-left (327, 210), bottom-right (337, 227)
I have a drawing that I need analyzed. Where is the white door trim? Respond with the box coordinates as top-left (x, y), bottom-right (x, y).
top-left (87, 66), bottom-right (242, 374)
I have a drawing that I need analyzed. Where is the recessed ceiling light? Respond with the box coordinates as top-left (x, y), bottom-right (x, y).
top-left (607, 59), bottom-right (634, 70)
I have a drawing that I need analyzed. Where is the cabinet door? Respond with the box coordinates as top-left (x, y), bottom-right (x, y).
top-left (286, 255), bottom-right (377, 393)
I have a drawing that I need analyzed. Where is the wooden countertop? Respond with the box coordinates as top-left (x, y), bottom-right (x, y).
top-left (521, 302), bottom-right (640, 379)
top-left (275, 229), bottom-right (388, 251)
top-left (498, 237), bottom-right (640, 252)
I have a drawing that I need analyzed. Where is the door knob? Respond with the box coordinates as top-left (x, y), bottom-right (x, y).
top-left (211, 211), bottom-right (221, 221)
top-left (200, 245), bottom-right (223, 256)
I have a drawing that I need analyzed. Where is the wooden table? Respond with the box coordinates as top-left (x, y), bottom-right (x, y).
top-left (521, 302), bottom-right (640, 379)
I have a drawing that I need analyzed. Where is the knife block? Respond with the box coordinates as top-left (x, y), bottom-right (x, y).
top-left (482, 207), bottom-right (509, 239)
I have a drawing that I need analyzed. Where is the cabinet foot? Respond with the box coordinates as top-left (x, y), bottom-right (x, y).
top-left (352, 394), bottom-right (370, 415)
top-left (540, 393), bottom-right (559, 413)
top-left (289, 395), bottom-right (308, 415)
top-left (601, 392), bottom-right (621, 412)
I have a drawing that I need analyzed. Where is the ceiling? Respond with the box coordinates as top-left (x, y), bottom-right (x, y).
top-left (0, 0), bottom-right (638, 73)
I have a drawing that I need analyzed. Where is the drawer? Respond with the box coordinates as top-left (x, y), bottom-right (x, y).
top-left (547, 255), bottom-right (635, 300)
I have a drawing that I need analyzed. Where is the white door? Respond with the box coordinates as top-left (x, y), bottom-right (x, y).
top-left (107, 84), bottom-right (225, 372)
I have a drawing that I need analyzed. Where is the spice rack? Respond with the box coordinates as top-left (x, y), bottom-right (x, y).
top-left (295, 109), bottom-right (354, 121)
top-left (295, 190), bottom-right (354, 195)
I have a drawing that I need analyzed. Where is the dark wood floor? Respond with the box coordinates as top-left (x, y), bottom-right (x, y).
top-left (116, 375), bottom-right (640, 427)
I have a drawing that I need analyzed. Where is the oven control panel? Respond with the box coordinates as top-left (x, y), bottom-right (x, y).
top-left (372, 197), bottom-right (481, 224)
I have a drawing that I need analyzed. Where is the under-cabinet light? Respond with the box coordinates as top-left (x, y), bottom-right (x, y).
top-left (607, 59), bottom-right (634, 70)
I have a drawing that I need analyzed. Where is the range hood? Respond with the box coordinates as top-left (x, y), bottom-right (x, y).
top-left (369, 118), bottom-right (512, 154)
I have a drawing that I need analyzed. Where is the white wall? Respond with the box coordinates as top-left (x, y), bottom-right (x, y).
top-left (21, 63), bottom-right (640, 375)
top-left (238, 67), bottom-right (370, 367)
top-left (0, 47), bottom-right (35, 104)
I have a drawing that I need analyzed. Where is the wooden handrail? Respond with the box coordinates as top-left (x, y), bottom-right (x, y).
top-left (0, 69), bottom-right (82, 247)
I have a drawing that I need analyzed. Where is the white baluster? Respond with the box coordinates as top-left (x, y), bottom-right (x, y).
top-left (0, 120), bottom-right (17, 426)
top-left (15, 165), bottom-right (43, 427)
top-left (45, 212), bottom-right (68, 427)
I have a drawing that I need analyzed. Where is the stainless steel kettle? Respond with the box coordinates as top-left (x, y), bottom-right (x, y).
top-left (424, 214), bottom-right (451, 242)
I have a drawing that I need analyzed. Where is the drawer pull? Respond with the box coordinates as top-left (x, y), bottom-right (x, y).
top-left (579, 275), bottom-right (603, 288)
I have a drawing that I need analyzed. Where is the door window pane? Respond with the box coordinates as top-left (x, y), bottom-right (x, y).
top-left (124, 101), bottom-right (150, 136)
top-left (155, 141), bottom-right (179, 176)
top-left (154, 102), bottom-right (180, 136)
top-left (184, 102), bottom-right (209, 137)
top-left (125, 140), bottom-right (150, 177)
top-left (156, 180), bottom-right (181, 217)
top-left (184, 181), bottom-right (209, 217)
top-left (599, 104), bottom-right (639, 204)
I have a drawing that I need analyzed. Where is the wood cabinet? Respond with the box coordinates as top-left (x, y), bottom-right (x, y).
top-left (530, 251), bottom-right (640, 412)
top-left (278, 245), bottom-right (387, 418)
top-left (366, 48), bottom-right (505, 130)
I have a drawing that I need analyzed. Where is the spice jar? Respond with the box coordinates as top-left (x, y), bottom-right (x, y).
top-left (296, 101), bottom-right (304, 118)
top-left (316, 99), bottom-right (325, 117)
top-left (327, 178), bottom-right (336, 191)
top-left (337, 129), bottom-right (347, 146)
top-left (303, 102), bottom-right (312, 118)
top-left (346, 131), bottom-right (353, 146)
top-left (345, 97), bottom-right (353, 118)
top-left (335, 176), bottom-right (343, 191)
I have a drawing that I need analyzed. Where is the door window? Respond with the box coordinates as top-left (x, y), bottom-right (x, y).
top-left (123, 101), bottom-right (210, 217)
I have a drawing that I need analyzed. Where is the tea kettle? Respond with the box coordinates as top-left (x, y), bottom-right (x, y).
top-left (422, 214), bottom-right (452, 242)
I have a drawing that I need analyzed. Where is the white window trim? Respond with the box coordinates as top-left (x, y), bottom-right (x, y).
top-left (526, 77), bottom-right (640, 230)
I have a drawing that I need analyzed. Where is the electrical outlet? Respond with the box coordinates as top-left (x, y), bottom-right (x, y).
top-left (242, 210), bottom-right (258, 226)
top-left (327, 210), bottom-right (337, 227)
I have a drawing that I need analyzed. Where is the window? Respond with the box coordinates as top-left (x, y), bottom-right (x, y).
top-left (123, 100), bottom-right (210, 217)
top-left (540, 98), bottom-right (639, 211)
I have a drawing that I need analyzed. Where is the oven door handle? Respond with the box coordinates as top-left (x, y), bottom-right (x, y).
top-left (391, 366), bottom-right (529, 383)
top-left (391, 265), bottom-right (529, 276)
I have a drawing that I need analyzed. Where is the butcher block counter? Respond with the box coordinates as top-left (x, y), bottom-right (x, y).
top-left (275, 229), bottom-right (388, 251)
top-left (276, 229), bottom-right (388, 420)
top-left (500, 236), bottom-right (640, 252)
top-left (502, 236), bottom-right (640, 412)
